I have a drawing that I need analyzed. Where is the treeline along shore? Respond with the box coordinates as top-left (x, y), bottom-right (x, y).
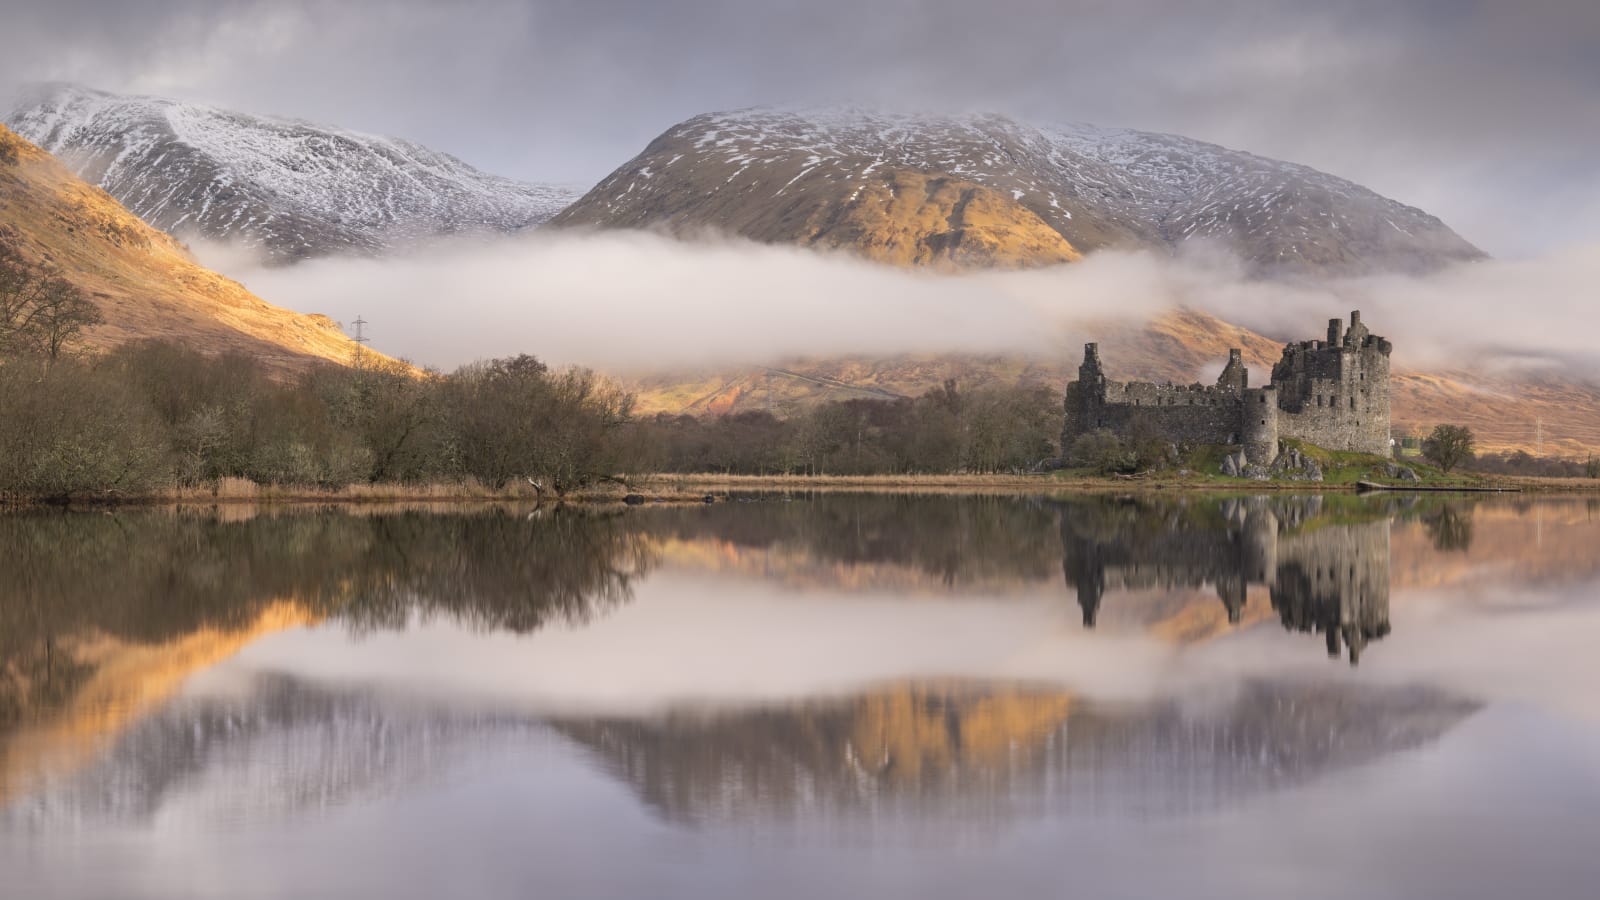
top-left (2, 336), bottom-right (1597, 504)
top-left (0, 333), bottom-right (1067, 504)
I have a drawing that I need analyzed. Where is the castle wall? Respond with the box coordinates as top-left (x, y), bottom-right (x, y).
top-left (1093, 382), bottom-right (1244, 447)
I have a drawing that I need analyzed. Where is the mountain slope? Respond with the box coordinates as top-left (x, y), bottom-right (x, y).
top-left (6, 84), bottom-right (579, 263)
top-left (0, 124), bottom-right (378, 374)
top-left (626, 309), bottom-right (1600, 457)
top-left (553, 108), bottom-right (1483, 275)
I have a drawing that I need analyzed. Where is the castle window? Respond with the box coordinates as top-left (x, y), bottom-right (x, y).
top-left (1350, 396), bottom-right (1356, 410)
top-left (1316, 395), bottom-right (1323, 407)
top-left (1259, 395), bottom-right (1266, 404)
top-left (1261, 419), bottom-right (1266, 426)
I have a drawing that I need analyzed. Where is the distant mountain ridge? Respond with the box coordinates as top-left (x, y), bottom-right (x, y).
top-left (553, 107), bottom-right (1485, 275)
top-left (5, 84), bottom-right (579, 263)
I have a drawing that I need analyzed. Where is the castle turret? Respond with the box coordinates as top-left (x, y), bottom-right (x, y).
top-left (1327, 318), bottom-right (1343, 347)
top-left (1216, 348), bottom-right (1248, 394)
top-left (1080, 342), bottom-right (1104, 384)
top-left (1346, 310), bottom-right (1369, 346)
top-left (1062, 343), bottom-right (1109, 453)
top-left (1243, 385), bottom-right (1279, 465)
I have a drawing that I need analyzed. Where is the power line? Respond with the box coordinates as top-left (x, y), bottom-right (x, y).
top-left (352, 315), bottom-right (369, 345)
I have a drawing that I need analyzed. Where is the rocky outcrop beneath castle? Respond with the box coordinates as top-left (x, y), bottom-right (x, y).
top-left (1384, 462), bottom-right (1421, 482)
top-left (1220, 450), bottom-right (1266, 480)
top-left (1269, 447), bottom-right (1324, 482)
top-left (1219, 446), bottom-right (1322, 481)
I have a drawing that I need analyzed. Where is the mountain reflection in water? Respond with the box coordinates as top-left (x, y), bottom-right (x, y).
top-left (557, 679), bottom-right (1475, 825)
top-left (2, 492), bottom-right (1597, 858)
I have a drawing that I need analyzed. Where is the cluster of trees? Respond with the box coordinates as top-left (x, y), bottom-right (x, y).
top-left (1415, 424), bottom-right (1600, 479)
top-left (0, 241), bottom-right (104, 360)
top-left (1062, 425), bottom-right (1187, 475)
top-left (1, 328), bottom-right (1062, 499)
top-left (628, 381), bottom-right (1061, 476)
top-left (0, 342), bottom-right (633, 500)
top-left (1467, 450), bottom-right (1600, 479)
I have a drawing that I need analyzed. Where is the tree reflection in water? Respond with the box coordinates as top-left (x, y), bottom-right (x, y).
top-left (0, 507), bottom-right (656, 732)
top-left (0, 494), bottom-right (1499, 830)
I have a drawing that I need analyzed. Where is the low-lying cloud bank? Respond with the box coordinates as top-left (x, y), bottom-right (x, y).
top-left (217, 231), bottom-right (1600, 381)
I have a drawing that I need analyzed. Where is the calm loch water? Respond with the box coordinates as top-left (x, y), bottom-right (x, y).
top-left (4, 494), bottom-right (1600, 899)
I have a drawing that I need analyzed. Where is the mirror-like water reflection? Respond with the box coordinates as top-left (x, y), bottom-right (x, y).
top-left (4, 493), bottom-right (1600, 899)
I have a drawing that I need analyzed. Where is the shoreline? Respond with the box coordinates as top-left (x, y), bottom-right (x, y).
top-left (5, 471), bottom-right (1597, 509)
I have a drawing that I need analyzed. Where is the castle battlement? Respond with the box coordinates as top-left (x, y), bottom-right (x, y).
top-left (1063, 311), bottom-right (1392, 466)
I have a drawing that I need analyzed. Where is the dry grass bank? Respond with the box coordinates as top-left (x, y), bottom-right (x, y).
top-left (10, 472), bottom-right (1598, 510)
top-left (644, 472), bottom-right (1379, 494)
top-left (1499, 475), bottom-right (1600, 493)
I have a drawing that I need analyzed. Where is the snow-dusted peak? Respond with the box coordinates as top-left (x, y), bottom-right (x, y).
top-left (559, 105), bottom-right (1484, 275)
top-left (6, 83), bottom-right (580, 263)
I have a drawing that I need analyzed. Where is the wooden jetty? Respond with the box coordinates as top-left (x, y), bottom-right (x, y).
top-left (1355, 481), bottom-right (1520, 494)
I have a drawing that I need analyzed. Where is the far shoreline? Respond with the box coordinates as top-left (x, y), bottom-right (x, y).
top-left (4, 471), bottom-right (1598, 510)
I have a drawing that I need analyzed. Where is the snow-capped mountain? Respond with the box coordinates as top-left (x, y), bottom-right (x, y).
top-left (6, 84), bottom-right (579, 263)
top-left (553, 107), bottom-right (1484, 275)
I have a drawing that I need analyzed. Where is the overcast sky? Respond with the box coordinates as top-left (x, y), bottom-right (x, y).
top-left (2, 0), bottom-right (1597, 257)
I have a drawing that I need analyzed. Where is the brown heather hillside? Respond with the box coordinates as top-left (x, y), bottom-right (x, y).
top-left (626, 308), bottom-right (1600, 457)
top-left (553, 108), bottom-right (1483, 276)
top-left (0, 125), bottom-right (379, 375)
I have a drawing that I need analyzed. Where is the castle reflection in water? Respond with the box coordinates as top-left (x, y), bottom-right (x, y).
top-left (1059, 496), bottom-right (1392, 663)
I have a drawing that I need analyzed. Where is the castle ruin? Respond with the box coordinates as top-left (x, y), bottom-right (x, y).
top-left (1062, 310), bottom-right (1392, 466)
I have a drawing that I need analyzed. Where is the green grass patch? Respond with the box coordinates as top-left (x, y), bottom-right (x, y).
top-left (1275, 438), bottom-right (1482, 488)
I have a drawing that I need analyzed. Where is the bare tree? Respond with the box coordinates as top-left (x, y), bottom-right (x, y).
top-left (1422, 424), bottom-right (1475, 474)
top-left (0, 244), bottom-right (102, 359)
top-left (30, 276), bottom-right (103, 359)
top-left (0, 242), bottom-right (46, 353)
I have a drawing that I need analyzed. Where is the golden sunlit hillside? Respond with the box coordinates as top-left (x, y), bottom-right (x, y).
top-left (0, 125), bottom-right (380, 375)
top-left (776, 170), bottom-right (1082, 268)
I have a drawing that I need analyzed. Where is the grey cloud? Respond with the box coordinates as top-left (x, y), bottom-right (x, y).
top-left (2, 0), bottom-right (1597, 255)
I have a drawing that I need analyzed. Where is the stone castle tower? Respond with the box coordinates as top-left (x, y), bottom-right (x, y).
top-left (1062, 311), bottom-right (1392, 465)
